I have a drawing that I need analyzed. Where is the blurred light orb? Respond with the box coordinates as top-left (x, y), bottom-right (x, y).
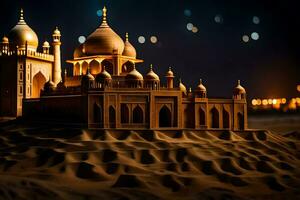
top-left (214, 15), bottom-right (223, 24)
top-left (268, 99), bottom-right (273, 104)
top-left (262, 99), bottom-right (268, 106)
top-left (150, 36), bottom-right (158, 44)
top-left (184, 9), bottom-right (192, 17)
top-left (138, 36), bottom-right (146, 44)
top-left (253, 16), bottom-right (260, 24)
top-left (242, 35), bottom-right (250, 43)
top-left (282, 98), bottom-right (287, 104)
top-left (97, 10), bottom-right (103, 17)
top-left (187, 23), bottom-right (194, 31)
top-left (78, 36), bottom-right (86, 44)
top-left (272, 99), bottom-right (277, 105)
top-left (297, 85), bottom-right (300, 92)
top-left (192, 26), bottom-right (199, 33)
top-left (257, 99), bottom-right (262, 105)
top-left (251, 32), bottom-right (260, 40)
top-left (252, 99), bottom-right (258, 106)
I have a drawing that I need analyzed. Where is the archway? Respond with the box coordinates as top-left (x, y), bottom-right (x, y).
top-left (210, 107), bottom-right (219, 128)
top-left (93, 103), bottom-right (102, 124)
top-left (109, 106), bottom-right (116, 128)
top-left (122, 61), bottom-right (134, 73)
top-left (184, 108), bottom-right (189, 128)
top-left (121, 104), bottom-right (129, 124)
top-left (82, 61), bottom-right (88, 75)
top-left (159, 106), bottom-right (172, 128)
top-left (223, 109), bottom-right (230, 129)
top-left (32, 72), bottom-right (46, 98)
top-left (90, 60), bottom-right (101, 75)
top-left (133, 105), bottom-right (143, 123)
top-left (74, 63), bottom-right (80, 76)
top-left (199, 108), bottom-right (206, 126)
top-left (102, 60), bottom-right (113, 75)
top-left (238, 113), bottom-right (244, 130)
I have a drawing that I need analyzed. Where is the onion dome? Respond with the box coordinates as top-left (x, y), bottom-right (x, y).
top-left (165, 67), bottom-right (174, 78)
top-left (122, 33), bottom-right (136, 58)
top-left (95, 68), bottom-right (112, 82)
top-left (179, 79), bottom-right (187, 95)
top-left (43, 41), bottom-right (50, 48)
top-left (44, 78), bottom-right (56, 92)
top-left (73, 44), bottom-right (85, 58)
top-left (2, 36), bottom-right (9, 44)
top-left (8, 9), bottom-right (39, 51)
top-left (53, 27), bottom-right (61, 36)
top-left (195, 79), bottom-right (207, 92)
top-left (145, 64), bottom-right (159, 81)
top-left (234, 80), bottom-right (246, 95)
top-left (126, 65), bottom-right (143, 81)
top-left (84, 7), bottom-right (124, 56)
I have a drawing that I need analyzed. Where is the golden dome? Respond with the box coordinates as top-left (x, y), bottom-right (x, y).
top-left (166, 67), bottom-right (174, 77)
top-left (2, 36), bottom-right (9, 44)
top-left (145, 65), bottom-right (159, 81)
top-left (96, 69), bottom-right (112, 81)
top-left (126, 66), bottom-right (143, 80)
top-left (8, 9), bottom-right (39, 51)
top-left (179, 79), bottom-right (187, 95)
top-left (195, 79), bottom-right (207, 92)
top-left (43, 41), bottom-right (50, 48)
top-left (84, 7), bottom-right (125, 56)
top-left (122, 33), bottom-right (136, 58)
top-left (73, 44), bottom-right (85, 58)
top-left (53, 27), bottom-right (61, 36)
top-left (234, 80), bottom-right (246, 94)
top-left (82, 70), bottom-right (95, 82)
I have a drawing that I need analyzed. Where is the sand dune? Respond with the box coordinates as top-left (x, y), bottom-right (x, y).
top-left (0, 123), bottom-right (300, 200)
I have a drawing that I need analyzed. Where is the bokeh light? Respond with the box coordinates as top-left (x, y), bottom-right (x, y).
top-left (187, 23), bottom-right (193, 31)
top-left (97, 10), bottom-right (103, 17)
top-left (251, 32), bottom-right (260, 40)
top-left (138, 36), bottom-right (146, 44)
top-left (257, 99), bottom-right (262, 105)
top-left (78, 36), bottom-right (86, 44)
top-left (262, 99), bottom-right (268, 106)
top-left (184, 9), bottom-right (192, 17)
top-left (297, 85), bottom-right (300, 92)
top-left (252, 99), bottom-right (258, 106)
top-left (253, 16), bottom-right (260, 24)
top-left (192, 26), bottom-right (199, 33)
top-left (242, 35), bottom-right (249, 43)
top-left (150, 36), bottom-right (158, 44)
top-left (282, 98), bottom-right (287, 104)
top-left (214, 15), bottom-right (223, 24)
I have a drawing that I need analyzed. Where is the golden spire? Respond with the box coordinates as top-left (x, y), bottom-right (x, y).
top-left (238, 80), bottom-right (241, 86)
top-left (101, 6), bottom-right (108, 26)
top-left (18, 8), bottom-right (26, 24)
top-left (200, 79), bottom-right (203, 84)
top-left (150, 64), bottom-right (153, 71)
top-left (126, 32), bottom-right (129, 42)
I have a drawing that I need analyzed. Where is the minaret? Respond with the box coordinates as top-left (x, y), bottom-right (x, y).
top-left (52, 27), bottom-right (62, 85)
top-left (165, 67), bottom-right (175, 89)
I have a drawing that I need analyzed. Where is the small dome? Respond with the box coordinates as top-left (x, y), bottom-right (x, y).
top-left (84, 7), bottom-right (125, 56)
top-left (179, 79), bottom-right (187, 95)
top-left (8, 9), bottom-right (39, 51)
top-left (96, 69), bottom-right (112, 82)
top-left (73, 44), bottom-right (85, 58)
top-left (126, 66), bottom-right (143, 81)
top-left (43, 41), bottom-right (50, 48)
top-left (234, 80), bottom-right (246, 95)
top-left (145, 65), bottom-right (159, 81)
top-left (166, 67), bottom-right (174, 77)
top-left (2, 36), bottom-right (9, 44)
top-left (83, 72), bottom-right (95, 81)
top-left (53, 27), bottom-right (61, 36)
top-left (195, 79), bottom-right (207, 92)
top-left (122, 33), bottom-right (136, 58)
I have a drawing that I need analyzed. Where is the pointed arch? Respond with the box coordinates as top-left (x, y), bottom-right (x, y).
top-left (199, 107), bottom-right (206, 126)
top-left (90, 60), bottom-right (101, 75)
top-left (74, 63), bottom-right (80, 76)
top-left (32, 72), bottom-right (46, 98)
top-left (102, 60), bottom-right (114, 75)
top-left (184, 108), bottom-right (189, 128)
top-left (122, 61), bottom-right (134, 73)
top-left (238, 112), bottom-right (244, 130)
top-left (121, 104), bottom-right (130, 124)
top-left (93, 103), bottom-right (102, 124)
top-left (109, 106), bottom-right (116, 128)
top-left (159, 105), bottom-right (172, 128)
top-left (82, 61), bottom-right (88, 75)
top-left (210, 107), bottom-right (219, 128)
top-left (133, 105), bottom-right (144, 123)
top-left (223, 108), bottom-right (230, 129)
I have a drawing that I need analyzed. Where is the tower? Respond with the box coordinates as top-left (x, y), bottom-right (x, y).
top-left (52, 27), bottom-right (62, 85)
top-left (165, 67), bottom-right (174, 89)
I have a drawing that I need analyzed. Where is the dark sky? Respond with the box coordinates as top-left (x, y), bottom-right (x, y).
top-left (1, 0), bottom-right (299, 99)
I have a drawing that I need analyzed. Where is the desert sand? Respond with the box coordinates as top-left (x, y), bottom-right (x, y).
top-left (0, 120), bottom-right (299, 200)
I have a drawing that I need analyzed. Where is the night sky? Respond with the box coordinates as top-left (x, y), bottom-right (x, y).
top-left (1, 0), bottom-right (299, 99)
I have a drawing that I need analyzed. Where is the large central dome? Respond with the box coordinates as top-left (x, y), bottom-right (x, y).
top-left (83, 7), bottom-right (124, 56)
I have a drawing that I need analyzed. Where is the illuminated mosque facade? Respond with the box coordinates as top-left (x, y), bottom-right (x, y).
top-left (0, 7), bottom-right (248, 130)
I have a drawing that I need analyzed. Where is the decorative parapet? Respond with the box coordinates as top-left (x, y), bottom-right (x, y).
top-left (0, 49), bottom-right (54, 61)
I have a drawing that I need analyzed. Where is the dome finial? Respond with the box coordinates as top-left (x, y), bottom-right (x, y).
top-left (126, 32), bottom-right (129, 42)
top-left (238, 80), bottom-right (241, 86)
top-left (102, 6), bottom-right (107, 24)
top-left (18, 8), bottom-right (26, 24)
top-left (200, 79), bottom-right (203, 84)
top-left (150, 64), bottom-right (153, 70)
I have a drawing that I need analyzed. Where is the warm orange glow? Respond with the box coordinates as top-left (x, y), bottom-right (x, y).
top-left (257, 99), bottom-right (262, 105)
top-left (268, 99), bottom-right (273, 105)
top-left (297, 85), bottom-right (300, 92)
top-left (262, 99), bottom-right (268, 106)
top-left (252, 99), bottom-right (258, 106)
top-left (272, 99), bottom-right (277, 105)
top-left (282, 98), bottom-right (287, 104)
top-left (296, 97), bottom-right (300, 104)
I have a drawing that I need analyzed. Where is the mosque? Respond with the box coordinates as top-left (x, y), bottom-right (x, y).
top-left (0, 7), bottom-right (248, 130)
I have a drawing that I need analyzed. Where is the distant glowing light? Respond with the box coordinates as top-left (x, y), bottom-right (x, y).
top-left (214, 15), bottom-right (223, 24)
top-left (272, 99), bottom-right (277, 105)
top-left (138, 36), bottom-right (146, 44)
top-left (268, 99), bottom-right (273, 105)
top-left (184, 9), bottom-right (192, 17)
top-left (192, 26), bottom-right (199, 33)
top-left (242, 35), bottom-right (250, 43)
top-left (282, 98), bottom-right (287, 104)
top-left (187, 23), bottom-right (194, 31)
top-left (252, 99), bottom-right (258, 106)
top-left (262, 99), bottom-right (268, 106)
top-left (257, 99), bottom-right (262, 105)
top-left (297, 85), bottom-right (300, 92)
top-left (150, 36), bottom-right (158, 44)
top-left (253, 16), bottom-right (260, 24)
top-left (251, 32), bottom-right (260, 40)
top-left (97, 10), bottom-right (103, 17)
top-left (78, 36), bottom-right (86, 44)
top-left (297, 98), bottom-right (300, 104)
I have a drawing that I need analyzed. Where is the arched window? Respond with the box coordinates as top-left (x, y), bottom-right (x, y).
top-left (199, 108), bottom-right (206, 126)
top-left (133, 105), bottom-right (143, 123)
top-left (210, 107), bottom-right (219, 128)
top-left (90, 60), bottom-right (101, 75)
top-left (32, 72), bottom-right (46, 98)
top-left (74, 63), bottom-right (80, 76)
top-left (109, 106), bottom-right (116, 128)
top-left (102, 60), bottom-right (113, 75)
top-left (223, 108), bottom-right (230, 129)
top-left (82, 61), bottom-right (88, 75)
top-left (93, 103), bottom-right (102, 124)
top-left (159, 106), bottom-right (172, 127)
top-left (122, 61), bottom-right (134, 73)
top-left (121, 104), bottom-right (129, 124)
top-left (184, 108), bottom-right (189, 128)
top-left (238, 112), bottom-right (244, 130)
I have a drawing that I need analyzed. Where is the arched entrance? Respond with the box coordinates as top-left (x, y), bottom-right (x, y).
top-left (199, 108), bottom-right (206, 126)
top-left (102, 60), bottom-right (114, 75)
top-left (82, 61), bottom-right (88, 75)
top-left (238, 113), bottom-right (244, 130)
top-left (210, 107), bottom-right (219, 128)
top-left (223, 109), bottom-right (230, 129)
top-left (90, 60), bottom-right (101, 75)
top-left (32, 72), bottom-right (46, 98)
top-left (109, 106), bottom-right (116, 128)
top-left (159, 106), bottom-right (172, 128)
top-left (93, 103), bottom-right (102, 125)
top-left (121, 104), bottom-right (129, 124)
top-left (122, 61), bottom-right (134, 73)
top-left (133, 105), bottom-right (143, 123)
